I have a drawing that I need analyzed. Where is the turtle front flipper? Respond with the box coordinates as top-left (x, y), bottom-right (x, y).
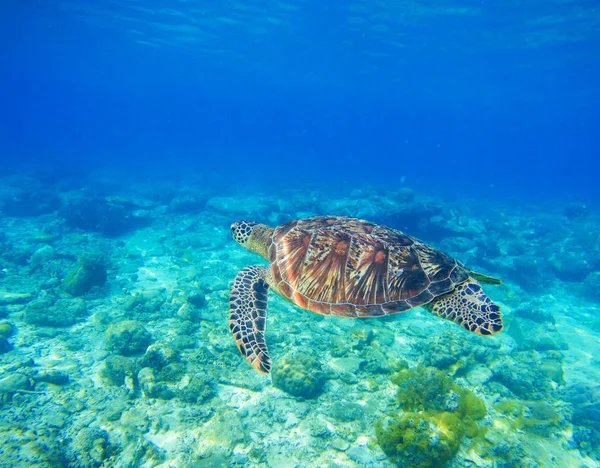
top-left (424, 278), bottom-right (503, 336)
top-left (229, 266), bottom-right (271, 374)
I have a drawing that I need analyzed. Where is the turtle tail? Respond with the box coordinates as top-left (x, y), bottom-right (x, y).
top-left (424, 278), bottom-right (503, 336)
top-left (470, 271), bottom-right (502, 285)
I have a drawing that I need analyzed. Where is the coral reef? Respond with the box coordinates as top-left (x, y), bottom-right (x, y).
top-left (0, 174), bottom-right (597, 466)
top-left (561, 383), bottom-right (600, 459)
top-left (24, 296), bottom-right (87, 327)
top-left (64, 427), bottom-right (118, 467)
top-left (61, 194), bottom-right (144, 235)
top-left (104, 320), bottom-right (152, 356)
top-left (0, 187), bottom-right (60, 217)
top-left (489, 352), bottom-right (555, 399)
top-left (100, 355), bottom-right (139, 386)
top-left (271, 353), bottom-right (326, 398)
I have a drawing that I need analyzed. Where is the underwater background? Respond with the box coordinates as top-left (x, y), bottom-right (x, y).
top-left (1, 0), bottom-right (600, 467)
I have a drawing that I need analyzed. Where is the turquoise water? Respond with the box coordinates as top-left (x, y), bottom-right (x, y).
top-left (1, 1), bottom-right (600, 467)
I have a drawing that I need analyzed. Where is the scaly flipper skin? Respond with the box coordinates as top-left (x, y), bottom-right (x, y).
top-left (424, 278), bottom-right (503, 335)
top-left (229, 266), bottom-right (271, 374)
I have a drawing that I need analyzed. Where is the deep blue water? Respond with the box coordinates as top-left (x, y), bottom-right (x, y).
top-left (1, 0), bottom-right (599, 199)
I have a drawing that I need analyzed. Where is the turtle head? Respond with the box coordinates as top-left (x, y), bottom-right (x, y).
top-left (231, 220), bottom-right (272, 260)
top-left (231, 221), bottom-right (258, 246)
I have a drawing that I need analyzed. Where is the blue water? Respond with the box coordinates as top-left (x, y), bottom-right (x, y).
top-left (1, 2), bottom-right (600, 467)
top-left (2, 0), bottom-right (599, 198)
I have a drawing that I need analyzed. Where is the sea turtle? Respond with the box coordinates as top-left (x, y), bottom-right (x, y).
top-left (229, 216), bottom-right (503, 374)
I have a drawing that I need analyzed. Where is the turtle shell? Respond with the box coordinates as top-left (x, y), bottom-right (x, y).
top-left (267, 216), bottom-right (469, 318)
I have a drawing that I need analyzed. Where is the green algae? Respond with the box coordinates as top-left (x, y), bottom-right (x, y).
top-left (495, 399), bottom-right (527, 418)
top-left (392, 366), bottom-right (453, 412)
top-left (375, 411), bottom-right (464, 467)
top-left (378, 366), bottom-right (491, 465)
top-left (495, 399), bottom-right (561, 436)
top-left (457, 388), bottom-right (487, 422)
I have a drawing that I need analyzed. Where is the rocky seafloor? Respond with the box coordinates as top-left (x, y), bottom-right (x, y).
top-left (0, 172), bottom-right (598, 467)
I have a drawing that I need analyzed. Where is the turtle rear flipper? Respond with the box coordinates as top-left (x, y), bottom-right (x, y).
top-left (425, 278), bottom-right (503, 336)
top-left (229, 266), bottom-right (271, 374)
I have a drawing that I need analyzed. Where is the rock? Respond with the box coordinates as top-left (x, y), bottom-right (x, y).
top-left (328, 401), bottom-right (364, 422)
top-left (466, 365), bottom-right (493, 387)
top-left (186, 291), bottom-right (207, 309)
top-left (105, 320), bottom-right (152, 356)
top-left (170, 335), bottom-right (196, 350)
top-left (508, 318), bottom-right (568, 352)
top-left (0, 373), bottom-right (32, 393)
top-left (539, 359), bottom-right (563, 382)
top-left (45, 412), bottom-right (67, 429)
top-left (330, 357), bottom-right (363, 374)
top-left (331, 438), bottom-right (350, 452)
top-left (338, 371), bottom-right (359, 385)
top-left (35, 369), bottom-right (69, 385)
top-left (306, 418), bottom-right (331, 438)
top-left (100, 355), bottom-right (139, 386)
top-left (0, 290), bottom-right (33, 305)
top-left (362, 349), bottom-right (391, 374)
top-left (139, 343), bottom-right (179, 371)
top-left (29, 245), bottom-right (55, 268)
top-left (121, 408), bottom-right (151, 432)
top-left (560, 382), bottom-right (600, 407)
top-left (63, 253), bottom-right (107, 296)
top-left (167, 195), bottom-right (205, 214)
top-left (347, 446), bottom-right (374, 465)
top-left (513, 304), bottom-right (555, 324)
top-left (397, 187), bottom-right (415, 203)
top-left (0, 337), bottom-right (12, 354)
top-left (0, 320), bottom-right (15, 338)
top-left (564, 202), bottom-right (587, 219)
top-left (438, 236), bottom-right (477, 259)
top-left (583, 272), bottom-right (600, 301)
top-left (105, 400), bottom-right (127, 421)
top-left (207, 196), bottom-right (273, 216)
top-left (176, 303), bottom-right (202, 323)
top-left (266, 452), bottom-right (297, 468)
top-left (489, 354), bottom-right (552, 399)
top-left (179, 374), bottom-right (216, 404)
top-left (138, 367), bottom-right (159, 397)
top-left (510, 255), bottom-right (552, 291)
top-left (550, 247), bottom-right (592, 281)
